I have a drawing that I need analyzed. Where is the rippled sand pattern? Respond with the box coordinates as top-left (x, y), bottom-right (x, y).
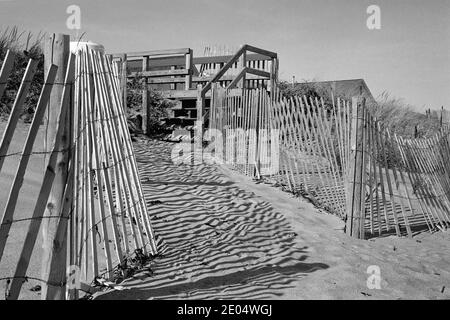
top-left (95, 139), bottom-right (328, 299)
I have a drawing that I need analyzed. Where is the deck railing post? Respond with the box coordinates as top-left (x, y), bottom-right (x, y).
top-left (170, 65), bottom-right (176, 90)
top-left (185, 49), bottom-right (193, 90)
top-left (269, 57), bottom-right (279, 101)
top-left (239, 50), bottom-right (246, 90)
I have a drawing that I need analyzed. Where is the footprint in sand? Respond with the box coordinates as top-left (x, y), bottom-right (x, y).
top-left (360, 254), bottom-right (373, 262)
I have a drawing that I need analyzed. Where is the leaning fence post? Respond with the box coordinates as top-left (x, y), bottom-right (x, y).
top-left (121, 53), bottom-right (128, 110)
top-left (41, 33), bottom-right (71, 300)
top-left (195, 84), bottom-right (204, 163)
top-left (254, 89), bottom-right (261, 179)
top-left (346, 96), bottom-right (366, 239)
top-left (142, 55), bottom-right (149, 134)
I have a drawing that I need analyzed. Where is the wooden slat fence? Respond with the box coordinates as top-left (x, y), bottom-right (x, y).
top-left (0, 37), bottom-right (158, 300)
top-left (207, 87), bottom-right (450, 240)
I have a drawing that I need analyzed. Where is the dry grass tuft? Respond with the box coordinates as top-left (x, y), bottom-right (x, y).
top-left (0, 26), bottom-right (45, 120)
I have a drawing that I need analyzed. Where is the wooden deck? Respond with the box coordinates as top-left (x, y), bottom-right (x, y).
top-left (109, 45), bottom-right (279, 133)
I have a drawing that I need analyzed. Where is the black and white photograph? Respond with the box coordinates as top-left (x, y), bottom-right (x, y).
top-left (0, 0), bottom-right (449, 307)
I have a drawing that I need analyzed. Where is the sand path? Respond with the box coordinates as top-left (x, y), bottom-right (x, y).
top-left (95, 138), bottom-right (450, 300)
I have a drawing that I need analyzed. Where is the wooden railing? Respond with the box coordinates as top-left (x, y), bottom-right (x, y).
top-left (196, 44), bottom-right (279, 150)
top-left (110, 48), bottom-right (192, 132)
top-left (199, 44), bottom-right (278, 95)
top-left (110, 45), bottom-right (279, 134)
top-left (111, 45), bottom-right (278, 94)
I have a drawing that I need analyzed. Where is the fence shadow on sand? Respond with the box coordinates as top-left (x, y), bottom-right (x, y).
top-left (95, 139), bottom-right (328, 300)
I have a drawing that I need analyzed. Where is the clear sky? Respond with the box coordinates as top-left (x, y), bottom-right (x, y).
top-left (1, 0), bottom-right (449, 110)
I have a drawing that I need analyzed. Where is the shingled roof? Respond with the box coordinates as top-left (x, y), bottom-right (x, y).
top-left (297, 79), bottom-right (376, 105)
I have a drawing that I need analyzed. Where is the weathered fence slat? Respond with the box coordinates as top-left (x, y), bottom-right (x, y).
top-left (0, 59), bottom-right (38, 173)
top-left (8, 54), bottom-right (75, 299)
top-left (0, 64), bottom-right (57, 262)
top-left (0, 50), bottom-right (15, 98)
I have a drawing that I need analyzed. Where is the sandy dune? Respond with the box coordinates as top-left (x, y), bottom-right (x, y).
top-left (95, 138), bottom-right (450, 300)
top-left (0, 121), bottom-right (449, 300)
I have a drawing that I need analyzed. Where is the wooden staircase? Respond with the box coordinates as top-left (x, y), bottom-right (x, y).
top-left (110, 45), bottom-right (279, 138)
